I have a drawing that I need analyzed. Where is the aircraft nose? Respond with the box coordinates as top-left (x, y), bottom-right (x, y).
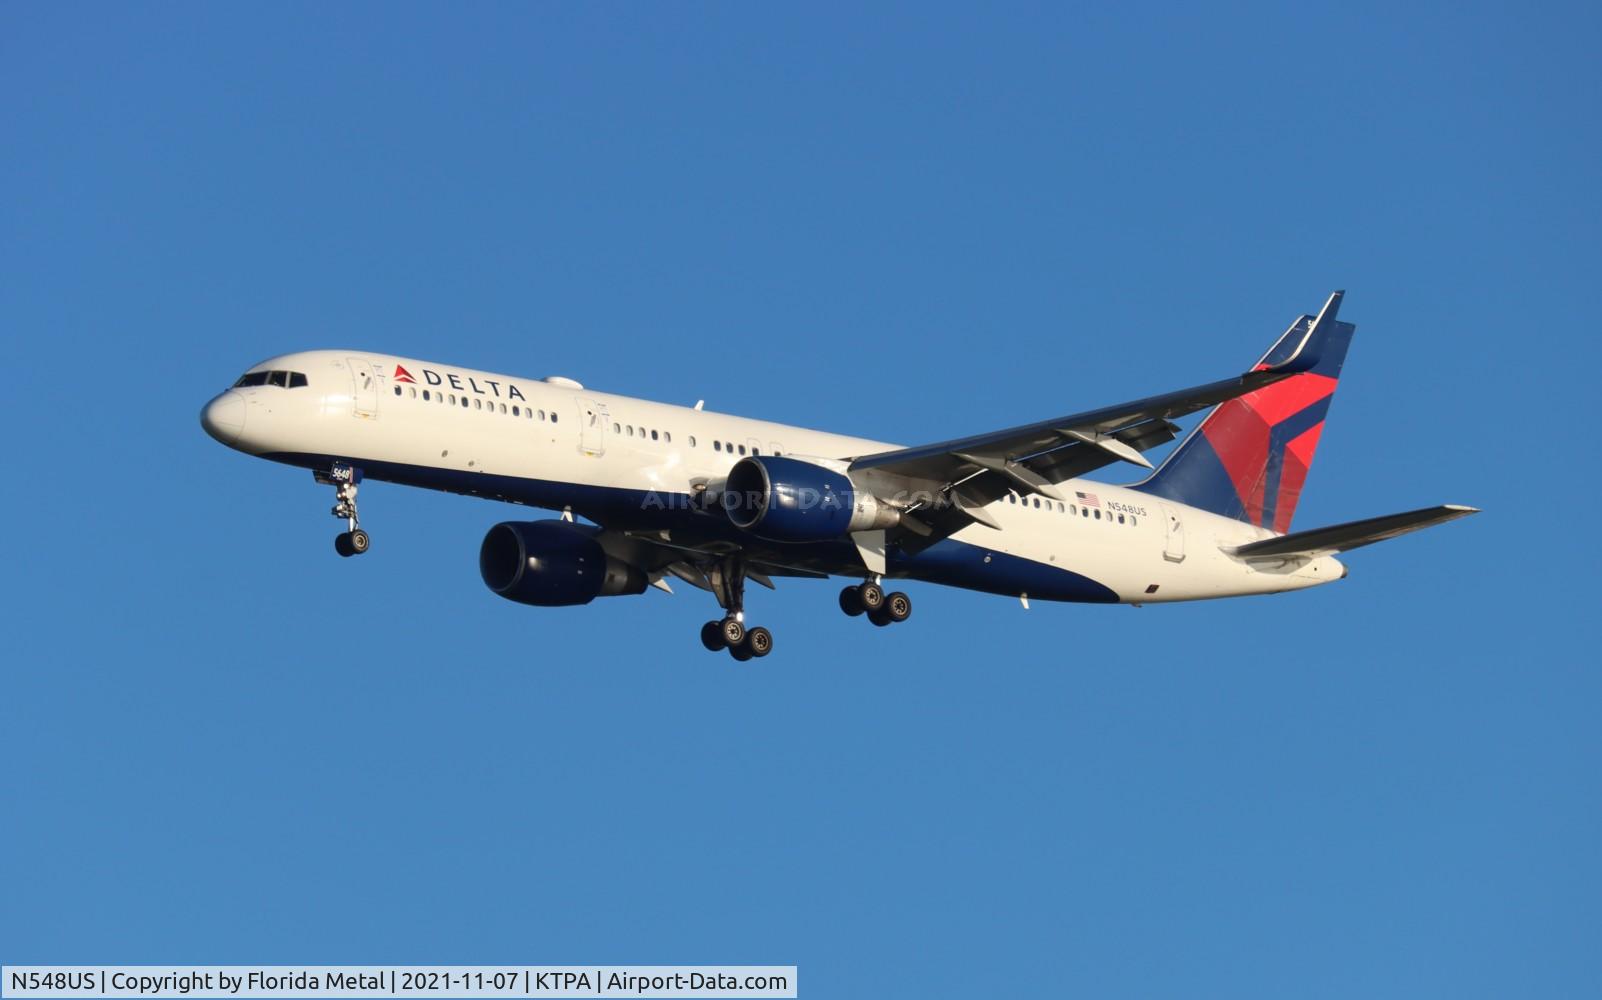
top-left (200, 391), bottom-right (246, 446)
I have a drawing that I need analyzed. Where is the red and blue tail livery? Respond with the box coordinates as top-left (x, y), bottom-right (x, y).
top-left (1134, 292), bottom-right (1355, 533)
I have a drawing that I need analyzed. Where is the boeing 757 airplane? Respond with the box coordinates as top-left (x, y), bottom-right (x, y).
top-left (201, 292), bottom-right (1475, 659)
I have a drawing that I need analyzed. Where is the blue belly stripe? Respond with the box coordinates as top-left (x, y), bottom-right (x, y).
top-left (261, 452), bottom-right (1120, 605)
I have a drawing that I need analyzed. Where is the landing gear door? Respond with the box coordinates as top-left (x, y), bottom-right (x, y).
top-left (348, 357), bottom-right (378, 418)
top-left (1160, 503), bottom-right (1186, 563)
top-left (577, 397), bottom-right (608, 456)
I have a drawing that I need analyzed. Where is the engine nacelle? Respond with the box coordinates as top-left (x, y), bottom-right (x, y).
top-left (723, 455), bottom-right (898, 543)
top-left (479, 520), bottom-right (647, 607)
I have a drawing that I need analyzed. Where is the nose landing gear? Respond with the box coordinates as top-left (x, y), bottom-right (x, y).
top-left (334, 526), bottom-right (370, 558)
top-left (315, 465), bottom-right (370, 557)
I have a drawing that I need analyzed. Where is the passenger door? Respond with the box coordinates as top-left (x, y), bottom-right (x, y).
top-left (1160, 503), bottom-right (1186, 562)
top-left (348, 357), bottom-right (378, 418)
top-left (576, 398), bottom-right (608, 456)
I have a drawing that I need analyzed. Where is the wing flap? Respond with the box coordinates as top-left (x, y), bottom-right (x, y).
top-left (851, 370), bottom-right (1295, 480)
top-left (849, 296), bottom-right (1341, 489)
top-left (849, 293), bottom-right (1348, 548)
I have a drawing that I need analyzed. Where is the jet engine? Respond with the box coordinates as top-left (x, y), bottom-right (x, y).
top-left (722, 455), bottom-right (898, 543)
top-left (479, 520), bottom-right (647, 606)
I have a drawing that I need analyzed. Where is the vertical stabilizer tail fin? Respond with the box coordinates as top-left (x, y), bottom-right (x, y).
top-left (1133, 292), bottom-right (1356, 532)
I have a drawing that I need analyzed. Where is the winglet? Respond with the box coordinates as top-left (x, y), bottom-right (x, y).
top-left (1267, 290), bottom-right (1344, 374)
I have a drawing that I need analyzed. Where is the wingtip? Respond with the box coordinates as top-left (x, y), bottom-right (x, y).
top-left (1317, 290), bottom-right (1345, 323)
top-left (1444, 504), bottom-right (1481, 514)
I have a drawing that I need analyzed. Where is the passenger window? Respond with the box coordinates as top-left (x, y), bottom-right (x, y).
top-left (714, 441), bottom-right (722, 452)
top-left (1070, 505), bottom-right (1076, 515)
top-left (651, 429), bottom-right (659, 441)
top-left (512, 406), bottom-right (520, 416)
top-left (550, 412), bottom-right (558, 423)
top-left (627, 426), bottom-right (634, 437)
top-left (461, 396), bottom-right (469, 407)
top-left (737, 444), bottom-right (746, 455)
top-left (474, 398), bottom-right (482, 409)
top-left (1032, 498), bottom-right (1040, 509)
top-left (1082, 508), bottom-right (1089, 517)
top-left (689, 436), bottom-right (696, 447)
top-left (449, 394), bottom-right (456, 404)
top-left (1057, 502), bottom-right (1065, 513)
top-left (1094, 509), bottom-right (1101, 520)
top-left (1130, 516), bottom-right (1137, 526)
top-left (663, 432), bottom-right (671, 443)
top-left (409, 387), bottom-right (417, 398)
top-left (1118, 514), bottom-right (1125, 524)
top-left (1008, 494), bottom-right (1016, 504)
top-left (394, 385), bottom-right (402, 396)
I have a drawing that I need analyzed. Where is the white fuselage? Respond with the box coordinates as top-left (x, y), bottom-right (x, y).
top-left (202, 351), bottom-right (1344, 604)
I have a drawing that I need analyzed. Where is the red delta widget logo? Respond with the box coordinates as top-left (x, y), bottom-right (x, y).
top-left (393, 363), bottom-right (527, 401)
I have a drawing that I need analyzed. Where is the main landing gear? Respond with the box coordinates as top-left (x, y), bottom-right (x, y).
top-left (838, 579), bottom-right (911, 628)
top-left (697, 556), bottom-right (773, 661)
top-left (316, 465), bottom-right (370, 558)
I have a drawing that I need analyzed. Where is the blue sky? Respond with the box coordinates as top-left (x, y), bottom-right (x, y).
top-left (2, 3), bottom-right (1598, 996)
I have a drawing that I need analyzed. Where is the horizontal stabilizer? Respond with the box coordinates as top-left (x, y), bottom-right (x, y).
top-left (1229, 504), bottom-right (1479, 559)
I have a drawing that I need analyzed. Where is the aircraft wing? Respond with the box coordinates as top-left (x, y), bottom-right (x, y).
top-left (1228, 504), bottom-right (1480, 560)
top-left (849, 294), bottom-right (1344, 538)
top-left (614, 529), bottom-right (833, 594)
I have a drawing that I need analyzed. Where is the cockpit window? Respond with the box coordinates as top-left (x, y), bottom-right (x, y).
top-left (234, 370), bottom-right (308, 389)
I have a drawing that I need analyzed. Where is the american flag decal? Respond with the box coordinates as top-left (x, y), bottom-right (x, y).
top-left (1075, 491), bottom-right (1100, 508)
